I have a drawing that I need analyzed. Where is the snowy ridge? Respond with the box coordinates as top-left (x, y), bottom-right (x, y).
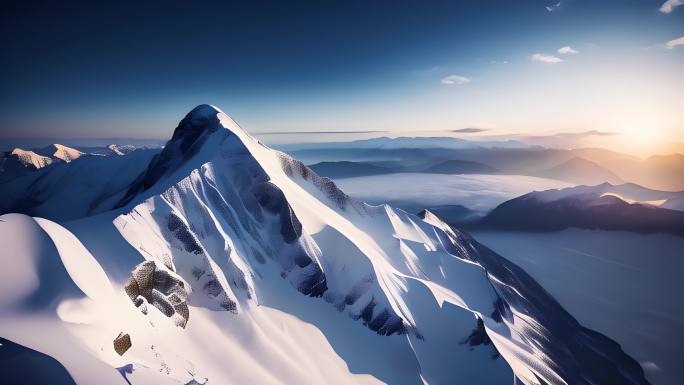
top-left (8, 148), bottom-right (54, 169)
top-left (0, 105), bottom-right (649, 385)
top-left (0, 148), bottom-right (55, 183)
top-left (115, 105), bottom-right (404, 336)
top-left (530, 182), bottom-right (684, 211)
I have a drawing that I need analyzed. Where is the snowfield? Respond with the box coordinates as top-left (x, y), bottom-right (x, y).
top-left (0, 105), bottom-right (650, 385)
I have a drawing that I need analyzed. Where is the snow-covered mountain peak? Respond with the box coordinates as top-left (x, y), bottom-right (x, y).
top-left (0, 105), bottom-right (650, 385)
top-left (109, 106), bottom-right (650, 384)
top-left (8, 148), bottom-right (54, 169)
top-left (115, 105), bottom-right (234, 207)
top-left (168, 104), bottom-right (224, 141)
top-left (418, 209), bottom-right (448, 228)
top-left (2, 144), bottom-right (83, 176)
top-left (49, 143), bottom-right (84, 162)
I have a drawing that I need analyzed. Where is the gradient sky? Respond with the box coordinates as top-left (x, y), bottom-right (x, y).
top-left (1, 0), bottom-right (683, 154)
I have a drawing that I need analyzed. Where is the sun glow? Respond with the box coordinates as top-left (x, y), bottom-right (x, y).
top-left (614, 114), bottom-right (675, 157)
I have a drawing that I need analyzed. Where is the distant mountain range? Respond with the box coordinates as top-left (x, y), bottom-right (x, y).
top-left (5, 135), bottom-right (683, 191)
top-left (288, 141), bottom-right (684, 191)
top-left (279, 136), bottom-right (531, 151)
top-left (0, 144), bottom-right (83, 182)
top-left (303, 150), bottom-right (684, 236)
top-left (309, 159), bottom-right (500, 178)
top-left (466, 183), bottom-right (684, 236)
top-left (0, 143), bottom-right (159, 183)
top-left (533, 157), bottom-right (623, 185)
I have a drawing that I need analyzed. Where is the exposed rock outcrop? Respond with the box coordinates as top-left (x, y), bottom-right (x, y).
top-left (125, 260), bottom-right (190, 328)
top-left (113, 332), bottom-right (131, 356)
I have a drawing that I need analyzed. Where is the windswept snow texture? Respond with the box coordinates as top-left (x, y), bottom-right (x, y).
top-left (1, 105), bottom-right (649, 385)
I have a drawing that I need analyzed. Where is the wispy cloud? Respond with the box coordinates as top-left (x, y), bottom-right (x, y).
top-left (440, 75), bottom-right (471, 85)
top-left (557, 46), bottom-right (579, 54)
top-left (452, 128), bottom-right (488, 133)
top-left (556, 130), bottom-right (618, 138)
top-left (665, 36), bottom-right (684, 49)
top-left (660, 0), bottom-right (683, 14)
top-left (545, 1), bottom-right (561, 12)
top-left (531, 53), bottom-right (563, 63)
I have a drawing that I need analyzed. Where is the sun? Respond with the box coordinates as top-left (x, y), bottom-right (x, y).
top-left (608, 110), bottom-right (677, 157)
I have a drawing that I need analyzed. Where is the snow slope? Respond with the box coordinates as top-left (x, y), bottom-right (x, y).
top-left (0, 213), bottom-right (384, 385)
top-left (0, 105), bottom-right (649, 385)
top-left (0, 148), bottom-right (160, 220)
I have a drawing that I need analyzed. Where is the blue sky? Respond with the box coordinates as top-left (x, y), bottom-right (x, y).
top-left (1, 0), bottom-right (682, 153)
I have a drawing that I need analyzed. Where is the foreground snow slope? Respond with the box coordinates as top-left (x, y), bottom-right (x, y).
top-left (471, 229), bottom-right (684, 385)
top-left (0, 105), bottom-right (649, 385)
top-left (0, 214), bottom-right (384, 385)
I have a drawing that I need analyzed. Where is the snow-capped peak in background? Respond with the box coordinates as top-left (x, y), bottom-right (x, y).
top-left (8, 147), bottom-right (54, 169)
top-left (107, 144), bottom-right (138, 156)
top-left (47, 144), bottom-right (84, 162)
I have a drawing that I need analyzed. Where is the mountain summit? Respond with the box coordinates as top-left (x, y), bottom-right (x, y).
top-left (0, 105), bottom-right (649, 385)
